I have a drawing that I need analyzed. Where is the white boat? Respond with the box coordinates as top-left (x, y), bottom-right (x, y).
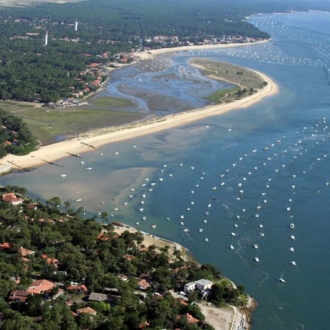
top-left (180, 222), bottom-right (184, 226)
top-left (151, 225), bottom-right (156, 229)
top-left (290, 223), bottom-right (295, 229)
top-left (231, 232), bottom-right (236, 237)
top-left (180, 215), bottom-right (184, 219)
top-left (290, 235), bottom-right (296, 240)
top-left (212, 187), bottom-right (217, 190)
top-left (203, 220), bottom-right (207, 223)
top-left (183, 228), bottom-right (189, 232)
top-left (208, 204), bottom-right (212, 208)
top-left (254, 244), bottom-right (259, 249)
top-left (230, 245), bottom-right (234, 250)
top-left (142, 216), bottom-right (146, 221)
top-left (255, 214), bottom-right (260, 218)
top-left (199, 229), bottom-right (203, 233)
top-left (85, 167), bottom-right (92, 170)
top-left (260, 233), bottom-right (265, 237)
top-left (291, 261), bottom-right (296, 266)
top-left (205, 238), bottom-right (209, 242)
top-left (76, 199), bottom-right (82, 202)
top-left (254, 257), bottom-right (259, 262)
top-left (139, 208), bottom-right (144, 212)
top-left (287, 207), bottom-right (291, 211)
top-left (61, 174), bottom-right (67, 177)
top-left (279, 278), bottom-right (285, 283)
top-left (259, 224), bottom-right (263, 228)
top-left (290, 247), bottom-right (295, 252)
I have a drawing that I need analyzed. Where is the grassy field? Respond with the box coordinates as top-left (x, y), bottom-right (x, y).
top-left (0, 97), bottom-right (143, 145)
top-left (191, 59), bottom-right (267, 104)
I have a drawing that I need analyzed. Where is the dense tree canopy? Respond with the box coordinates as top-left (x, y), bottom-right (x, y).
top-left (0, 186), bottom-right (248, 329)
top-left (0, 108), bottom-right (37, 157)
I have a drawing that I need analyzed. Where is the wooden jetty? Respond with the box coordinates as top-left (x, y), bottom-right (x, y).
top-left (40, 159), bottom-right (64, 167)
top-left (81, 142), bottom-right (95, 149)
top-left (67, 152), bottom-right (82, 158)
top-left (7, 161), bottom-right (31, 172)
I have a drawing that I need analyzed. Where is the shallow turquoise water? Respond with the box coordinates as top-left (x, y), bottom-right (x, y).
top-left (2, 11), bottom-right (330, 329)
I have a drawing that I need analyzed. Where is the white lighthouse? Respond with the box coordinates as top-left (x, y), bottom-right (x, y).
top-left (74, 20), bottom-right (78, 31)
top-left (44, 30), bottom-right (48, 46)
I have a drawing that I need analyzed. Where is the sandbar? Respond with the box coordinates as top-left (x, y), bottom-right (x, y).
top-left (0, 42), bottom-right (279, 172)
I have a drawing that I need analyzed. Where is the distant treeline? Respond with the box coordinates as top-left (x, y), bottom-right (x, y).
top-left (0, 0), bottom-right (329, 103)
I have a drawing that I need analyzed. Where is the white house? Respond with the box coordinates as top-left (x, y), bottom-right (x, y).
top-left (184, 279), bottom-right (213, 293)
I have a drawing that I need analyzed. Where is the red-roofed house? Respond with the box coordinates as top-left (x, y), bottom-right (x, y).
top-left (8, 290), bottom-right (29, 303)
top-left (27, 279), bottom-right (55, 294)
top-left (76, 307), bottom-right (97, 315)
top-left (138, 279), bottom-right (150, 290)
top-left (0, 242), bottom-right (11, 250)
top-left (138, 321), bottom-right (150, 329)
top-left (67, 284), bottom-right (88, 293)
top-left (2, 193), bottom-right (23, 206)
top-left (41, 254), bottom-right (59, 267)
top-left (20, 247), bottom-right (35, 257)
top-left (177, 313), bottom-right (199, 324)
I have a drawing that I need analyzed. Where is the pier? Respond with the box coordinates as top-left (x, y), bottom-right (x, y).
top-left (67, 152), bottom-right (82, 158)
top-left (40, 159), bottom-right (63, 167)
top-left (81, 142), bottom-right (95, 149)
top-left (7, 161), bottom-right (31, 172)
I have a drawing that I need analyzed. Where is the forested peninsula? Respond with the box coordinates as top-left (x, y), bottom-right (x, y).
top-left (0, 186), bottom-right (252, 330)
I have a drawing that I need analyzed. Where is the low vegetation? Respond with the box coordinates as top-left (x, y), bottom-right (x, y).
top-left (191, 59), bottom-right (267, 103)
top-left (0, 100), bottom-right (143, 145)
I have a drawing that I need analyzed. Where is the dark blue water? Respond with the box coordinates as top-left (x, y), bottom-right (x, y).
top-left (2, 11), bottom-right (330, 329)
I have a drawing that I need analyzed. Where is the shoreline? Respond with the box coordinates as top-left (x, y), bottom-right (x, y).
top-left (135, 40), bottom-right (270, 61)
top-left (113, 222), bottom-right (253, 330)
top-left (0, 42), bottom-right (279, 173)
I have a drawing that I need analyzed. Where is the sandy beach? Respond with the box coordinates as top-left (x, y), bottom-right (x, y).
top-left (0, 42), bottom-right (278, 173)
top-left (136, 40), bottom-right (269, 61)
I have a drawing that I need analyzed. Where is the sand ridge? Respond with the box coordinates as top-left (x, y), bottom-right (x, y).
top-left (0, 42), bottom-right (279, 172)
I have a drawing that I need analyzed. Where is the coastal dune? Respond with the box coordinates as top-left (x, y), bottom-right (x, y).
top-left (0, 45), bottom-right (279, 172)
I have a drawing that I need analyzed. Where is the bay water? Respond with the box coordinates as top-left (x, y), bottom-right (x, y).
top-left (2, 11), bottom-right (330, 329)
